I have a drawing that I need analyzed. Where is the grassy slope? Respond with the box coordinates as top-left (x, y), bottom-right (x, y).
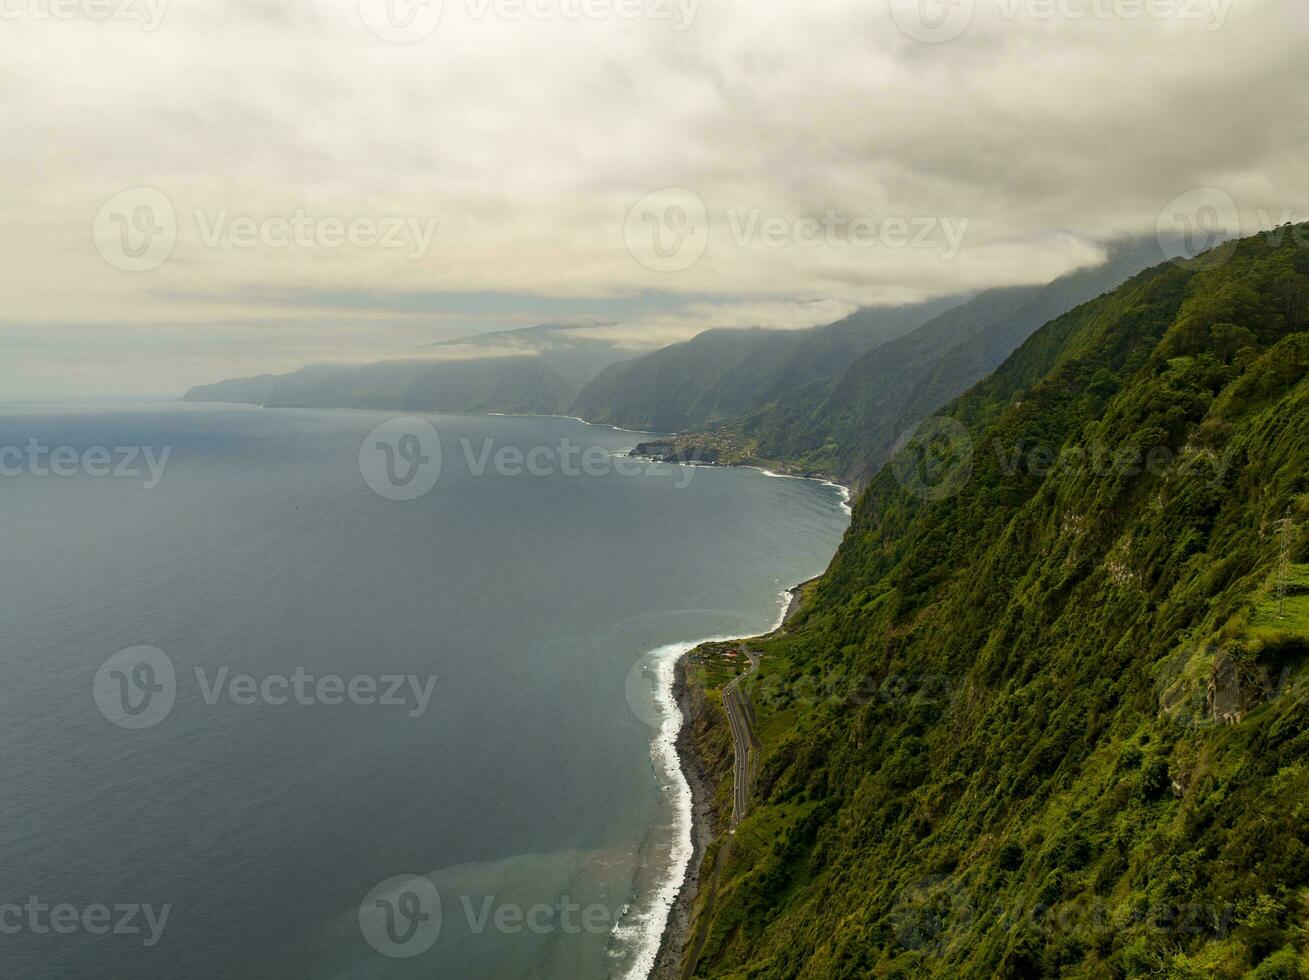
top-left (568, 302), bottom-right (960, 434)
top-left (735, 239), bottom-right (1166, 488)
top-left (569, 329), bottom-right (807, 432)
top-left (681, 228), bottom-right (1309, 979)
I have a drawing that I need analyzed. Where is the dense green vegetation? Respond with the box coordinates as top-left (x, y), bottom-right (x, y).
top-left (730, 239), bottom-right (1166, 488)
top-left (570, 327), bottom-right (810, 432)
top-left (571, 239), bottom-right (1163, 488)
top-left (570, 301), bottom-right (962, 433)
top-left (682, 227), bottom-right (1309, 978)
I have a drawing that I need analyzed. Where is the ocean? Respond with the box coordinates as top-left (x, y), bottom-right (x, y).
top-left (0, 403), bottom-right (849, 979)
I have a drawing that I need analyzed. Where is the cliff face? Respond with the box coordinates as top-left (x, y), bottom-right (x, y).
top-left (570, 328), bottom-right (810, 433)
top-left (656, 647), bottom-right (748, 980)
top-left (569, 300), bottom-right (964, 434)
top-left (181, 322), bottom-right (640, 417)
top-left (183, 357), bottom-right (584, 416)
top-left (737, 238), bottom-right (1169, 489)
top-left (181, 373), bottom-right (284, 405)
top-left (257, 356), bottom-right (579, 416)
top-left (678, 228), bottom-right (1309, 978)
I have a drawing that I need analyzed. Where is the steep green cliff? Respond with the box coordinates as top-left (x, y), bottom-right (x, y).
top-left (679, 227), bottom-right (1309, 979)
top-left (569, 299), bottom-right (965, 434)
top-left (728, 239), bottom-right (1168, 488)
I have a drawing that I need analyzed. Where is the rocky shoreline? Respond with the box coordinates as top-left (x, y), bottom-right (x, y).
top-left (648, 655), bottom-right (718, 980)
top-left (627, 442), bottom-right (840, 486)
top-left (647, 579), bottom-right (815, 979)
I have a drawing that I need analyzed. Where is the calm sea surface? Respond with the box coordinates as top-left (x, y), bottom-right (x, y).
top-left (0, 403), bottom-right (849, 979)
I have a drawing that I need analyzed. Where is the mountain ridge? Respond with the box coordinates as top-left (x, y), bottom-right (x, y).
top-left (671, 225), bottom-right (1309, 979)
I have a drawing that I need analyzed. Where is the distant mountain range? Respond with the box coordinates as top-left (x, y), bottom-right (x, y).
top-left (182, 322), bottom-right (637, 417)
top-left (180, 227), bottom-right (1309, 980)
top-left (739, 237), bottom-right (1169, 487)
top-left (185, 239), bottom-right (1165, 488)
top-left (675, 224), bottom-right (1309, 980)
top-left (568, 297), bottom-right (966, 433)
top-left (569, 238), bottom-right (1167, 487)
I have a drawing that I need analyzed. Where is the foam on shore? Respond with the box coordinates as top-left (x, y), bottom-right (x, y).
top-left (616, 590), bottom-right (795, 979)
top-left (754, 466), bottom-right (854, 515)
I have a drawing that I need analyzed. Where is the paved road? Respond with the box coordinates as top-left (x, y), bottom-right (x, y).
top-left (721, 648), bottom-right (761, 828)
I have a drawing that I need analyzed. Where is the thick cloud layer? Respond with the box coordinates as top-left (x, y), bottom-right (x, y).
top-left (0, 0), bottom-right (1303, 395)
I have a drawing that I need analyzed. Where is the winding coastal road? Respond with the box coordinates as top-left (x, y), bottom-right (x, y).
top-left (721, 648), bottom-right (761, 828)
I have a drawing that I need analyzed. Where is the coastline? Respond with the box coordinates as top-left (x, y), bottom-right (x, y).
top-left (647, 653), bottom-right (719, 980)
top-left (615, 637), bottom-right (711, 980)
top-left (181, 399), bottom-right (837, 979)
top-left (646, 581), bottom-right (815, 980)
top-left (755, 467), bottom-right (853, 516)
top-left (625, 444), bottom-right (853, 518)
top-left (181, 398), bottom-right (855, 512)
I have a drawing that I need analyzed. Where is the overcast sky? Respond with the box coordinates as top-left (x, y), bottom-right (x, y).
top-left (1, 0), bottom-right (1304, 397)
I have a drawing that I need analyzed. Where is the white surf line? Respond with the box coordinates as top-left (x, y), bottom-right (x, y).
top-left (615, 632), bottom-right (731, 980)
top-left (485, 411), bottom-right (663, 436)
top-left (620, 590), bottom-right (802, 980)
top-left (752, 466), bottom-right (854, 516)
